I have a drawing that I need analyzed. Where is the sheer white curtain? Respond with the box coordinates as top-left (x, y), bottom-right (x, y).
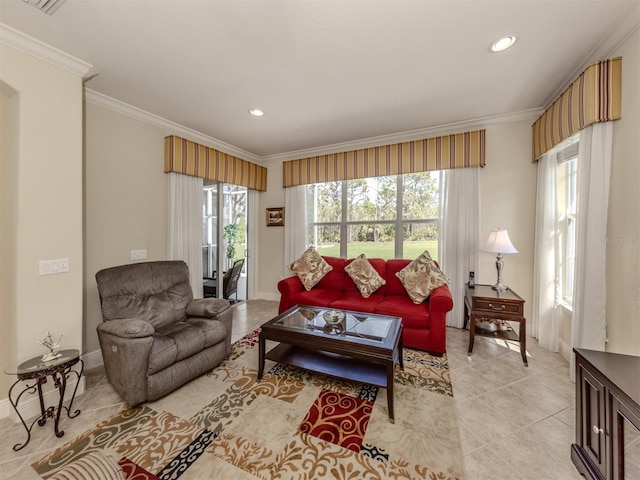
top-left (246, 189), bottom-right (259, 299)
top-left (439, 167), bottom-right (480, 328)
top-left (532, 149), bottom-right (560, 351)
top-left (167, 172), bottom-right (204, 298)
top-left (284, 185), bottom-right (308, 276)
top-left (571, 122), bottom-right (613, 368)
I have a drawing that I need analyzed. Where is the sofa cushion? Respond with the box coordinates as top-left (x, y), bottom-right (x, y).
top-left (288, 288), bottom-right (343, 309)
top-left (148, 333), bottom-right (178, 375)
top-left (395, 251), bottom-right (448, 304)
top-left (344, 255), bottom-right (386, 298)
top-left (95, 261), bottom-right (192, 329)
top-left (376, 295), bottom-right (430, 328)
top-left (289, 247), bottom-right (334, 291)
top-left (148, 322), bottom-right (207, 374)
top-left (160, 322), bottom-right (206, 361)
top-left (329, 291), bottom-right (383, 313)
top-left (186, 318), bottom-right (228, 348)
top-left (316, 256), bottom-right (348, 290)
top-left (384, 259), bottom-right (412, 295)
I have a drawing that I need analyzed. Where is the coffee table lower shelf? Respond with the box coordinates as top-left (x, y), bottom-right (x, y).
top-left (264, 343), bottom-right (388, 387)
top-left (257, 306), bottom-right (403, 423)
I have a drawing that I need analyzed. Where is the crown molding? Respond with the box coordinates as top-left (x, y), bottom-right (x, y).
top-left (87, 88), bottom-right (541, 164)
top-left (0, 23), bottom-right (96, 79)
top-left (543, 4), bottom-right (640, 109)
top-left (84, 88), bottom-right (262, 163)
top-left (260, 108), bottom-right (543, 163)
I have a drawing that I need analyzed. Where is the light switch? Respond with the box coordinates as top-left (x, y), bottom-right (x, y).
top-left (39, 258), bottom-right (70, 275)
top-left (131, 249), bottom-right (147, 260)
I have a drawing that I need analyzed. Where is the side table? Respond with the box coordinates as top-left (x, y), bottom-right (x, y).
top-left (464, 284), bottom-right (527, 366)
top-left (4, 348), bottom-right (84, 451)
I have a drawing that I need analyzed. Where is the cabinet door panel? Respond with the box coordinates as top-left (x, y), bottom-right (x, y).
top-left (611, 394), bottom-right (640, 480)
top-left (581, 366), bottom-right (607, 475)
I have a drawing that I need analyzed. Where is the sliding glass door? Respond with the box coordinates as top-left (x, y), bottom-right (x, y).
top-left (202, 182), bottom-right (248, 302)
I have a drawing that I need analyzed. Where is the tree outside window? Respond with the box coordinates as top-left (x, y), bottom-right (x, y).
top-left (306, 171), bottom-right (440, 260)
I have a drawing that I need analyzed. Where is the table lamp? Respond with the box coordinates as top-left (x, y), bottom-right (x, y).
top-left (481, 229), bottom-right (518, 292)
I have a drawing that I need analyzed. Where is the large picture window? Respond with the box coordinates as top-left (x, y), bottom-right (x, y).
top-left (306, 171), bottom-right (440, 260)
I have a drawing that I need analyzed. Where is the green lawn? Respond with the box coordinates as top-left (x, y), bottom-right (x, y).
top-left (316, 240), bottom-right (438, 261)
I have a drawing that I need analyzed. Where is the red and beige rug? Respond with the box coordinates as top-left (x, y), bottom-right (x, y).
top-left (32, 330), bottom-right (465, 479)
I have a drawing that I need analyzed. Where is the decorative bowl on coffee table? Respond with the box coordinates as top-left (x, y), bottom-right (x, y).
top-left (322, 310), bottom-right (345, 325)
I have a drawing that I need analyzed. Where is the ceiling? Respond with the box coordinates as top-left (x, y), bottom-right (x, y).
top-left (1, 0), bottom-right (639, 160)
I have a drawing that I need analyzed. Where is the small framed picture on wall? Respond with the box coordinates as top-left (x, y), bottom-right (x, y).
top-left (266, 207), bottom-right (285, 227)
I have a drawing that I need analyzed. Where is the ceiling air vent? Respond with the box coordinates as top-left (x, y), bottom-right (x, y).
top-left (22, 0), bottom-right (67, 15)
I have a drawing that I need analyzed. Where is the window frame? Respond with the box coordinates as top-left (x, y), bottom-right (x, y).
top-left (556, 137), bottom-right (579, 308)
top-left (306, 172), bottom-right (441, 260)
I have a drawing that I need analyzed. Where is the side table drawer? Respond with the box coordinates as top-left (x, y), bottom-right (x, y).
top-left (473, 299), bottom-right (522, 315)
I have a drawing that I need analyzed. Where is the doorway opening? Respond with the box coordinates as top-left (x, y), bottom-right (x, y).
top-left (202, 182), bottom-right (248, 302)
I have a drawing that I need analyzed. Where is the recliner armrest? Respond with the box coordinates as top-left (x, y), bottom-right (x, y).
top-left (186, 298), bottom-right (231, 318)
top-left (97, 318), bottom-right (155, 338)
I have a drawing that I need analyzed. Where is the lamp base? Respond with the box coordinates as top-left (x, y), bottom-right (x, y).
top-left (492, 254), bottom-right (509, 292)
top-left (491, 282), bottom-right (508, 292)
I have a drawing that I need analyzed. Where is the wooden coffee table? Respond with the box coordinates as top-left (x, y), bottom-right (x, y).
top-left (258, 305), bottom-right (403, 422)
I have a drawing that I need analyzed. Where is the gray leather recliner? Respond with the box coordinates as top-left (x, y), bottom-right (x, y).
top-left (95, 260), bottom-right (232, 406)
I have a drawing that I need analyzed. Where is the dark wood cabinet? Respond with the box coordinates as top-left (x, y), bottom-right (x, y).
top-left (577, 363), bottom-right (608, 477)
top-left (572, 348), bottom-right (640, 479)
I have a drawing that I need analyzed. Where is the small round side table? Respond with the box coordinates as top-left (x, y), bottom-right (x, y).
top-left (4, 348), bottom-right (84, 451)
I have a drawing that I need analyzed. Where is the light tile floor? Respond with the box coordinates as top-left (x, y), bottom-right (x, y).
top-left (0, 299), bottom-right (582, 480)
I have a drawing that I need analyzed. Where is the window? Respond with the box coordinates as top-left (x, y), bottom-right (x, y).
top-left (202, 183), bottom-right (247, 279)
top-left (306, 171), bottom-right (440, 260)
top-left (556, 136), bottom-right (579, 306)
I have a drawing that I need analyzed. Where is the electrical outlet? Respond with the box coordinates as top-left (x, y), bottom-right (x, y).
top-left (131, 249), bottom-right (147, 260)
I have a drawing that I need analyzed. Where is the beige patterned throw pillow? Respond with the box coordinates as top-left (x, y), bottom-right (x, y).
top-left (345, 254), bottom-right (386, 298)
top-left (289, 246), bottom-right (333, 291)
top-left (396, 250), bottom-right (448, 304)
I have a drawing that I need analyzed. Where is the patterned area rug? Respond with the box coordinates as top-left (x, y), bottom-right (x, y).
top-left (33, 330), bottom-right (465, 479)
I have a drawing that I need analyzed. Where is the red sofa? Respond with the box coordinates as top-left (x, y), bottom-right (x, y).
top-left (277, 256), bottom-right (453, 355)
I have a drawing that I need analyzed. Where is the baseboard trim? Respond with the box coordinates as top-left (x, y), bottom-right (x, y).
top-left (258, 292), bottom-right (280, 302)
top-left (82, 349), bottom-right (104, 371)
top-left (0, 397), bottom-right (10, 420)
top-left (559, 339), bottom-right (572, 362)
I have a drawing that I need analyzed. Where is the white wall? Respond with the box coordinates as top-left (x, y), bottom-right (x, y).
top-left (257, 158), bottom-right (287, 300)
top-left (605, 28), bottom-right (640, 356)
top-left (0, 43), bottom-right (85, 397)
top-left (478, 121), bottom-right (538, 331)
top-left (0, 83), bottom-right (19, 395)
top-left (84, 101), bottom-right (168, 354)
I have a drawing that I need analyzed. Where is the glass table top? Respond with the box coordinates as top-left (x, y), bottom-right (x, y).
top-left (272, 306), bottom-right (396, 343)
top-left (4, 348), bottom-right (82, 376)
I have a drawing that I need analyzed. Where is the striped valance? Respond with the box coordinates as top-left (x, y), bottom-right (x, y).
top-left (282, 130), bottom-right (485, 187)
top-left (532, 57), bottom-right (621, 161)
top-left (164, 135), bottom-right (267, 191)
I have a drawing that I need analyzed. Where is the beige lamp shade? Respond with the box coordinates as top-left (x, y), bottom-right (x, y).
top-left (482, 229), bottom-right (518, 254)
top-left (482, 229), bottom-right (517, 291)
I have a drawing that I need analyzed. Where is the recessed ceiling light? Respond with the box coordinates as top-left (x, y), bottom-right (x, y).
top-left (248, 108), bottom-right (264, 117)
top-left (490, 35), bottom-right (518, 53)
